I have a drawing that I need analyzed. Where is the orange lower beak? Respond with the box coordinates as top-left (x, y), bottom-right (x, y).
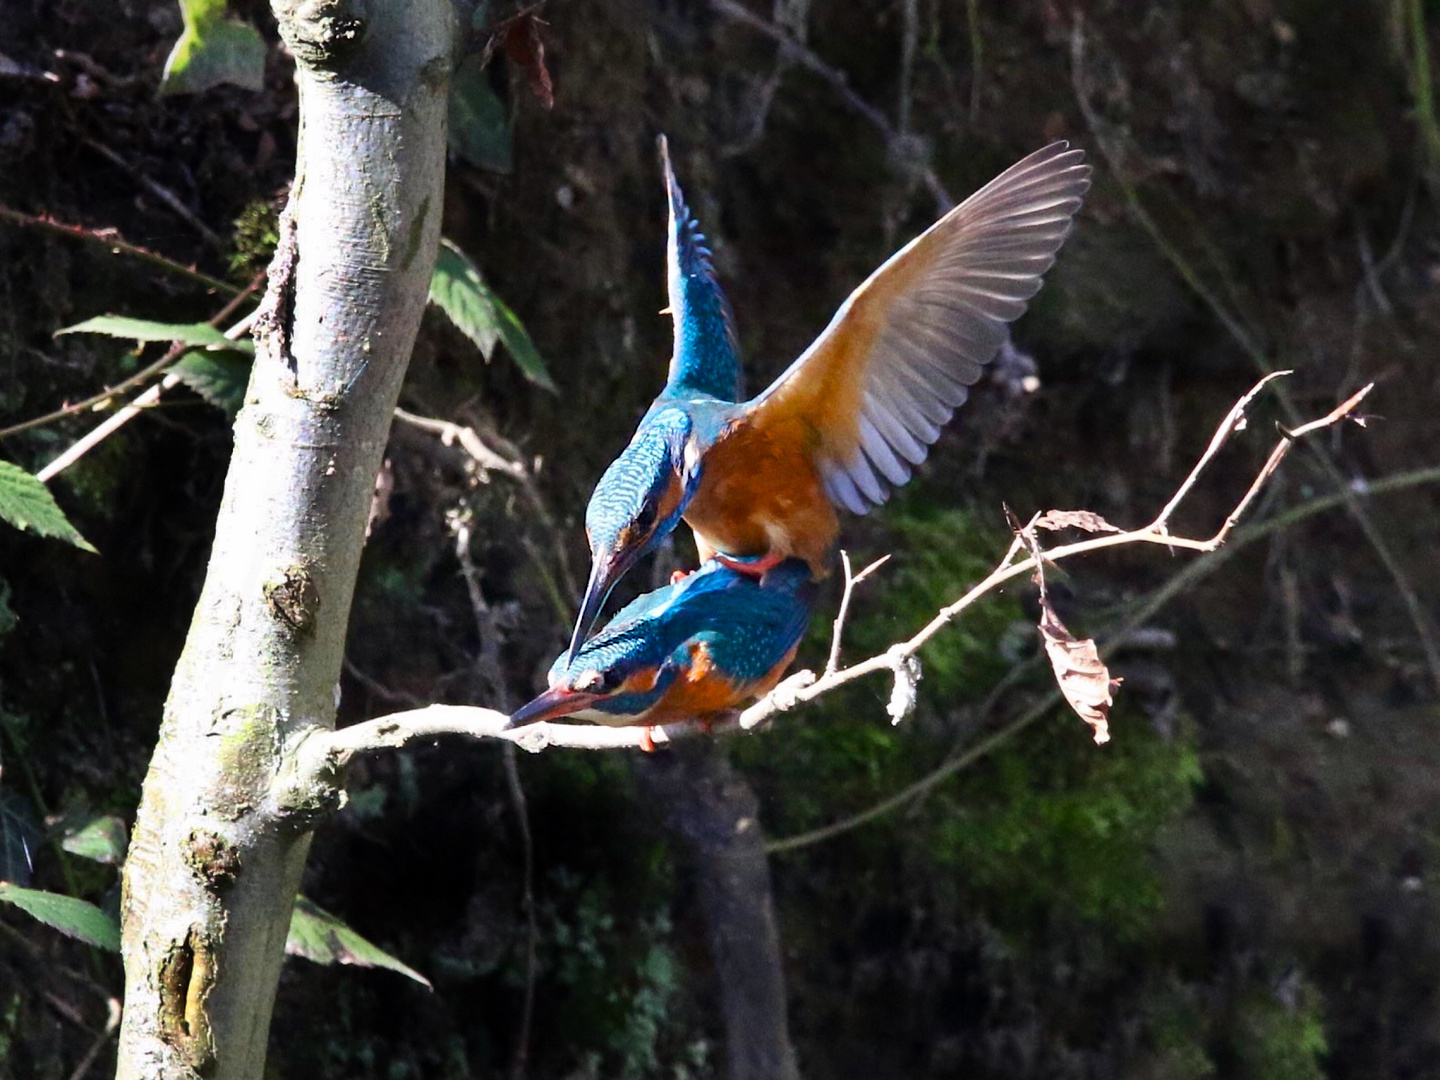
top-left (506, 686), bottom-right (602, 728)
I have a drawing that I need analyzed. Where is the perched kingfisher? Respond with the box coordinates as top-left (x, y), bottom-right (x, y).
top-left (509, 558), bottom-right (816, 737)
top-left (568, 139), bottom-right (1090, 664)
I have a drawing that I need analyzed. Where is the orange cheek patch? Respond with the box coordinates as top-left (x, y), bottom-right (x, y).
top-left (656, 473), bottom-right (686, 522)
top-left (620, 666), bottom-right (662, 696)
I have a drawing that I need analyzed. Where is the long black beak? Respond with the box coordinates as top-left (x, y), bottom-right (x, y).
top-left (507, 686), bottom-right (601, 728)
top-left (566, 554), bottom-right (619, 668)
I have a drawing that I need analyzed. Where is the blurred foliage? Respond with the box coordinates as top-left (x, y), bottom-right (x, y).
top-left (4, 0), bottom-right (1439, 1075)
top-left (532, 869), bottom-right (689, 1078)
top-left (160, 0), bottom-right (265, 95)
top-left (735, 504), bottom-right (1019, 837)
top-left (448, 55), bottom-right (513, 173)
top-left (430, 239), bottom-right (556, 391)
top-left (229, 198), bottom-right (280, 280)
top-left (926, 712), bottom-right (1202, 937)
top-left (1230, 983), bottom-right (1328, 1080)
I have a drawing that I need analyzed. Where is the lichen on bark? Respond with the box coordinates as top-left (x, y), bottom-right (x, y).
top-left (114, 2), bottom-right (454, 1077)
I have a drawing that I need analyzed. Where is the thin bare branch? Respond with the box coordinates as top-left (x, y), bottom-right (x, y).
top-left (35, 312), bottom-right (258, 482)
top-left (1150, 370), bottom-right (1290, 531)
top-left (290, 374), bottom-right (1371, 781)
top-left (766, 460), bottom-right (1440, 854)
top-left (1071, 12), bottom-right (1440, 693)
top-left (709, 0), bottom-right (955, 213)
top-left (64, 997), bottom-right (121, 1080)
top-left (83, 137), bottom-right (226, 250)
top-left (825, 551), bottom-right (891, 676)
top-left (308, 705), bottom-right (705, 762)
top-left (395, 408), bottom-right (581, 603)
top-left (734, 374), bottom-right (1370, 730)
top-left (0, 204), bottom-right (240, 296)
top-left (0, 272), bottom-right (263, 441)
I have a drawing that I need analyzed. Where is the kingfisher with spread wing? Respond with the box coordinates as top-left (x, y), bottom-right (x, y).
top-left (568, 139), bottom-right (1090, 664)
top-left (510, 559), bottom-right (816, 741)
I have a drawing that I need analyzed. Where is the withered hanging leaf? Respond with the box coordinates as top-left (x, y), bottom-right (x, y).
top-left (1033, 510), bottom-right (1122, 534)
top-left (1038, 600), bottom-right (1120, 745)
top-left (502, 8), bottom-right (553, 109)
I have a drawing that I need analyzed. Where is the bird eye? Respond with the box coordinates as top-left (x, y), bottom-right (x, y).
top-left (573, 669), bottom-right (606, 693)
top-left (573, 668), bottom-right (625, 694)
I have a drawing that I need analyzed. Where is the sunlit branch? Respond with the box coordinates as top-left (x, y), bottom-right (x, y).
top-left (281, 373), bottom-right (1371, 791)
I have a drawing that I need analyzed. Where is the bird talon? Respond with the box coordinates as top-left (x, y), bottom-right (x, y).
top-left (670, 569), bottom-right (690, 585)
top-left (641, 725), bottom-right (657, 753)
top-left (713, 550), bottom-right (785, 578)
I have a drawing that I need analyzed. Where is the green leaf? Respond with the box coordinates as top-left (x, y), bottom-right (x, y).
top-left (431, 241), bottom-right (501, 359)
top-left (57, 316), bottom-right (253, 355)
top-left (160, 0), bottom-right (266, 96)
top-left (0, 793), bottom-right (40, 886)
top-left (59, 816), bottom-right (129, 866)
top-left (447, 55), bottom-right (513, 173)
top-left (490, 287), bottom-right (555, 392)
top-left (286, 897), bottom-right (431, 988)
top-left (0, 461), bottom-right (97, 553)
top-left (173, 352), bottom-right (252, 417)
top-left (430, 240), bottom-right (555, 392)
top-left (0, 884), bottom-right (120, 951)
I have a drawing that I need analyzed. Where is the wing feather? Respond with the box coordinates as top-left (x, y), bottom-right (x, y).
top-left (742, 141), bottom-right (1089, 512)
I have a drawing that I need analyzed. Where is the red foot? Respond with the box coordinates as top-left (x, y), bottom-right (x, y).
top-left (713, 550), bottom-right (786, 578)
top-left (641, 725), bottom-right (657, 753)
top-left (670, 569), bottom-right (690, 585)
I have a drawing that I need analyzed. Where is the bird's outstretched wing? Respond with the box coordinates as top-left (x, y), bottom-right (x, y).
top-left (660, 135), bottom-right (744, 402)
top-left (740, 142), bottom-right (1090, 512)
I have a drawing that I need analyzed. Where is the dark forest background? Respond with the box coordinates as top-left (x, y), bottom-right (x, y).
top-left (3, 0), bottom-right (1440, 1077)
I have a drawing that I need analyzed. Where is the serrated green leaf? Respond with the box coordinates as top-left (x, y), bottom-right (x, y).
top-left (448, 55), bottom-right (512, 173)
top-left (59, 816), bottom-right (129, 866)
top-left (0, 884), bottom-right (120, 951)
top-left (430, 240), bottom-right (555, 392)
top-left (173, 351), bottom-right (252, 417)
top-left (0, 461), bottom-right (97, 553)
top-left (160, 0), bottom-right (266, 95)
top-left (57, 316), bottom-right (254, 355)
top-left (0, 793), bottom-right (40, 886)
top-left (286, 897), bottom-right (431, 987)
top-left (431, 241), bottom-right (501, 359)
top-left (489, 288), bottom-right (555, 392)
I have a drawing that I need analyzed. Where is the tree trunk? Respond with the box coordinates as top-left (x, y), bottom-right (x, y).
top-left (116, 3), bottom-right (452, 1077)
top-left (636, 744), bottom-right (802, 1080)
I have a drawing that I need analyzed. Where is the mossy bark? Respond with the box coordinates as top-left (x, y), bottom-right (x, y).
top-left (115, 3), bottom-right (453, 1077)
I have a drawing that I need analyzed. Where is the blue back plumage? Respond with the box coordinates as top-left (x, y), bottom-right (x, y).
top-left (551, 559), bottom-right (816, 718)
top-left (661, 136), bottom-right (743, 403)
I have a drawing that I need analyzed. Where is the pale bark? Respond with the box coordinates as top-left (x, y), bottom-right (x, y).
top-left (116, 3), bottom-right (453, 1077)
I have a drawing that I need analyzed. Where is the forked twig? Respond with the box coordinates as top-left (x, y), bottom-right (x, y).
top-left (825, 551), bottom-right (891, 676)
top-left (280, 373), bottom-right (1369, 767)
top-left (733, 375), bottom-right (1372, 733)
top-left (1070, 13), bottom-right (1440, 692)
top-left (393, 408), bottom-right (580, 606)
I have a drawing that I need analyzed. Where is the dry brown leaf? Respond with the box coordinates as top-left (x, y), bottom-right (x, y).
top-left (1033, 509), bottom-right (1122, 534)
top-left (502, 9), bottom-right (553, 109)
top-left (1038, 599), bottom-right (1120, 745)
